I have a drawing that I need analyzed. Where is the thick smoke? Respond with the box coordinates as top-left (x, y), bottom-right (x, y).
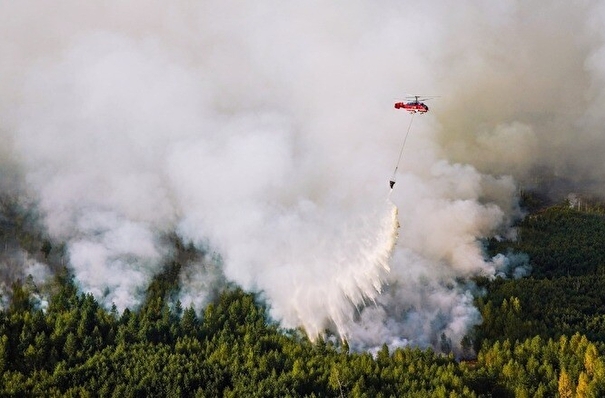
top-left (1, 1), bottom-right (604, 353)
top-left (433, 1), bottom-right (605, 191)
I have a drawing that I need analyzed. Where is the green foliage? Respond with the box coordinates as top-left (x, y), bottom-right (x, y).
top-left (4, 271), bottom-right (605, 397)
top-left (489, 205), bottom-right (605, 278)
top-left (464, 200), bottom-right (605, 395)
top-left (0, 278), bottom-right (477, 396)
top-left (3, 196), bottom-right (605, 396)
top-left (471, 334), bottom-right (605, 397)
top-left (478, 203), bottom-right (605, 345)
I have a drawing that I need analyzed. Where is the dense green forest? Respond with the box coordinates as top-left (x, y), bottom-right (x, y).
top-left (2, 195), bottom-right (605, 396)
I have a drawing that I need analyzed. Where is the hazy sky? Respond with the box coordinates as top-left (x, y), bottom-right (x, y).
top-left (1, 0), bottom-right (604, 352)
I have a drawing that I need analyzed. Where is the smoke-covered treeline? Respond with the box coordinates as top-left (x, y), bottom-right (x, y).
top-left (4, 204), bottom-right (605, 398)
top-left (1, 1), bottom-right (605, 352)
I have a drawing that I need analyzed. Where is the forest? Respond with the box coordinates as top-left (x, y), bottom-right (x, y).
top-left (2, 194), bottom-right (605, 397)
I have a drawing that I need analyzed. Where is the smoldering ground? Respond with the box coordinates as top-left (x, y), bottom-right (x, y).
top-left (1, 1), bottom-right (604, 353)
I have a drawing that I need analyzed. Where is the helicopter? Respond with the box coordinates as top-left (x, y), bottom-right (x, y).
top-left (394, 95), bottom-right (436, 114)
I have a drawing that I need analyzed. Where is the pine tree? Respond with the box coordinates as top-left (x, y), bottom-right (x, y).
top-left (558, 369), bottom-right (574, 398)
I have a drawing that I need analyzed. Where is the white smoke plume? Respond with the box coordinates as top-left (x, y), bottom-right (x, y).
top-left (1, 1), bottom-right (604, 352)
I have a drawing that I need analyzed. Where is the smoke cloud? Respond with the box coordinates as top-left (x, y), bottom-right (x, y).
top-left (1, 1), bottom-right (604, 353)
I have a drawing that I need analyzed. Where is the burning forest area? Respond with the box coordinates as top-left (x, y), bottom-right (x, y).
top-left (1, 1), bottom-right (605, 396)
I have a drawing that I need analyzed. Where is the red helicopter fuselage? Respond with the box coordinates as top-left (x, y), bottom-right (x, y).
top-left (394, 101), bottom-right (429, 114)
